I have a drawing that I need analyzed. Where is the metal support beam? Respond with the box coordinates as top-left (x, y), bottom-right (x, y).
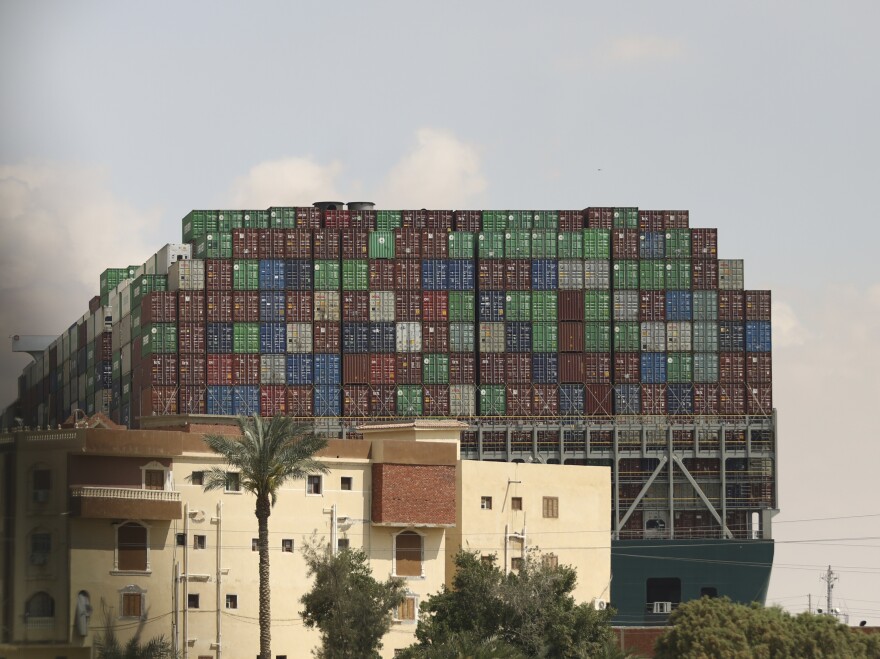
top-left (617, 456), bottom-right (669, 531)
top-left (671, 454), bottom-right (734, 539)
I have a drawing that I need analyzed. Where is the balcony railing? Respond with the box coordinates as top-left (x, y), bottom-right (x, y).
top-left (70, 487), bottom-right (181, 502)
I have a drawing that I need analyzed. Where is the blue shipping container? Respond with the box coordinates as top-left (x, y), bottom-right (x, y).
top-left (531, 259), bottom-right (558, 290)
top-left (666, 291), bottom-right (693, 321)
top-left (745, 321), bottom-right (772, 352)
top-left (719, 322), bottom-right (745, 352)
top-left (421, 260), bottom-right (449, 290)
top-left (285, 259), bottom-right (314, 290)
top-left (448, 259), bottom-right (475, 290)
top-left (640, 352), bottom-right (667, 384)
top-left (505, 322), bottom-right (532, 353)
top-left (640, 232), bottom-right (665, 259)
top-left (369, 322), bottom-right (396, 353)
top-left (259, 259), bottom-right (286, 290)
top-left (207, 386), bottom-right (233, 415)
top-left (207, 322), bottom-right (234, 353)
top-left (532, 353), bottom-right (558, 383)
top-left (343, 322), bottom-right (370, 353)
top-left (615, 384), bottom-right (641, 414)
top-left (286, 354), bottom-right (314, 385)
top-left (667, 383), bottom-right (694, 415)
top-left (314, 354), bottom-right (341, 385)
top-left (479, 291), bottom-right (505, 322)
top-left (260, 291), bottom-right (286, 322)
top-left (260, 322), bottom-right (286, 353)
top-left (314, 385), bottom-right (341, 416)
top-left (560, 384), bottom-right (585, 415)
top-left (232, 385), bottom-right (260, 416)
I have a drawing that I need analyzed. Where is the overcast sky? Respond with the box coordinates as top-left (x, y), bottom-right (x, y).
top-left (2, 1), bottom-right (879, 620)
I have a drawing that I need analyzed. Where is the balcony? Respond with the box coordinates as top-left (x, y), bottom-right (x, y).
top-left (69, 486), bottom-right (182, 520)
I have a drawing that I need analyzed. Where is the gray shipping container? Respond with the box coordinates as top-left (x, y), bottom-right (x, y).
top-left (314, 291), bottom-right (341, 322)
top-left (286, 323), bottom-right (313, 353)
top-left (450, 384), bottom-right (476, 416)
top-left (692, 291), bottom-right (718, 321)
top-left (558, 260), bottom-right (585, 289)
top-left (369, 291), bottom-right (395, 322)
top-left (121, 343), bottom-right (132, 376)
top-left (614, 291), bottom-right (639, 322)
top-left (692, 322), bottom-right (719, 352)
top-left (119, 315), bottom-right (132, 349)
top-left (693, 353), bottom-right (719, 382)
top-left (666, 321), bottom-right (693, 351)
top-left (450, 323), bottom-right (476, 352)
top-left (396, 322), bottom-right (422, 352)
top-left (479, 322), bottom-right (505, 352)
top-left (718, 259), bottom-right (744, 290)
top-left (168, 259), bottom-right (205, 292)
top-left (584, 260), bottom-right (610, 289)
top-left (640, 322), bottom-right (666, 352)
top-left (261, 354), bottom-right (286, 384)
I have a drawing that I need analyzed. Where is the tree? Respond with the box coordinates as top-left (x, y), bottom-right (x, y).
top-left (94, 602), bottom-right (177, 658)
top-left (401, 549), bottom-right (614, 658)
top-left (300, 541), bottom-right (407, 658)
top-left (197, 415), bottom-right (327, 659)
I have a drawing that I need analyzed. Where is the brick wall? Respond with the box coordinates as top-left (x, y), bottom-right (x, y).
top-left (372, 463), bottom-right (456, 525)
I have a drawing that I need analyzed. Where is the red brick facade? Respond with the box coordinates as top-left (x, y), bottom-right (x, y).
top-left (372, 463), bottom-right (456, 525)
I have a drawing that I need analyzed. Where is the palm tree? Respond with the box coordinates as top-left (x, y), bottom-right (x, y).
top-left (197, 415), bottom-right (328, 659)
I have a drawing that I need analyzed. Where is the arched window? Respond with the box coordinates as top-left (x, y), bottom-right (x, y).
top-left (394, 531), bottom-right (423, 578)
top-left (26, 591), bottom-right (55, 618)
top-left (140, 461), bottom-right (168, 490)
top-left (116, 522), bottom-right (149, 572)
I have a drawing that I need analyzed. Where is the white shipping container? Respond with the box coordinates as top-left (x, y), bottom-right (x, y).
top-left (666, 321), bottom-right (693, 351)
top-left (314, 291), bottom-right (341, 322)
top-left (119, 315), bottom-right (132, 349)
top-left (450, 384), bottom-right (476, 416)
top-left (396, 322), bottom-right (422, 353)
top-left (640, 322), bottom-right (666, 352)
top-left (121, 285), bottom-right (132, 317)
top-left (168, 259), bottom-right (205, 292)
top-left (718, 259), bottom-right (744, 290)
top-left (614, 291), bottom-right (639, 322)
top-left (369, 291), bottom-right (395, 322)
top-left (153, 243), bottom-right (192, 275)
top-left (260, 354), bottom-right (286, 385)
top-left (558, 260), bottom-right (584, 289)
top-left (286, 323), bottom-right (313, 353)
top-left (478, 322), bottom-right (505, 353)
top-left (584, 260), bottom-right (610, 289)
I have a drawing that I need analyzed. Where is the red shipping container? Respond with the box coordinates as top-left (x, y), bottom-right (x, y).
top-left (255, 229), bottom-right (271, 258)
top-left (506, 353), bottom-right (531, 382)
top-left (313, 229), bottom-right (340, 259)
top-left (558, 290), bottom-right (585, 321)
top-left (141, 291), bottom-right (178, 324)
top-left (719, 353), bottom-right (745, 382)
top-left (395, 291), bottom-right (423, 321)
top-left (343, 385), bottom-right (369, 416)
top-left (691, 228), bottom-right (718, 258)
top-left (614, 352), bottom-right (640, 383)
top-left (394, 229), bottom-right (422, 259)
top-left (745, 291), bottom-right (771, 321)
top-left (585, 384), bottom-right (613, 415)
top-left (641, 384), bottom-right (667, 415)
top-left (342, 292), bottom-right (369, 322)
top-left (324, 209), bottom-right (351, 229)
top-left (313, 322), bottom-right (341, 352)
top-left (284, 229), bottom-right (312, 259)
top-left (559, 322), bottom-right (584, 352)
top-left (422, 291), bottom-right (449, 321)
top-left (369, 354), bottom-right (396, 385)
top-left (343, 354), bottom-right (370, 384)
top-left (140, 385), bottom-right (178, 416)
top-left (719, 383), bottom-right (745, 415)
top-left (453, 210), bottom-right (482, 232)
top-left (718, 291), bottom-right (745, 321)
top-left (694, 384), bottom-right (719, 415)
top-left (505, 260), bottom-right (531, 290)
top-left (270, 229), bottom-right (287, 258)
top-left (100, 332), bottom-right (112, 361)
top-left (369, 260), bottom-right (395, 290)
top-left (232, 229), bottom-right (260, 258)
top-left (207, 292), bottom-right (233, 322)
top-left (747, 385), bottom-right (773, 415)
top-left (612, 229), bottom-right (639, 259)
top-left (422, 322), bottom-right (449, 351)
top-left (286, 291), bottom-right (314, 322)
top-left (424, 385), bottom-right (450, 416)
top-left (178, 353), bottom-right (206, 385)
top-left (449, 353), bottom-right (475, 383)
top-left (178, 386), bottom-right (206, 414)
top-left (292, 206), bottom-right (321, 229)
top-left (421, 230), bottom-right (449, 258)
top-left (349, 209), bottom-right (376, 230)
top-left (533, 384), bottom-right (559, 416)
top-left (403, 209), bottom-right (453, 231)
top-left (207, 354), bottom-right (234, 385)
top-left (369, 386), bottom-right (396, 416)
top-left (260, 385), bottom-right (287, 416)
top-left (693, 260), bottom-right (719, 290)
top-left (137, 354), bottom-right (178, 386)
top-left (287, 386), bottom-right (314, 416)
top-left (394, 260), bottom-right (421, 289)
top-left (559, 210), bottom-right (584, 232)
top-left (478, 260), bottom-right (505, 290)
top-left (479, 354), bottom-right (505, 384)
top-left (638, 210), bottom-right (664, 232)
top-left (341, 230), bottom-right (369, 259)
top-left (663, 210), bottom-right (689, 229)
top-left (585, 353), bottom-right (612, 384)
top-left (178, 290), bottom-right (205, 323)
top-left (746, 353), bottom-right (772, 383)
top-left (559, 353), bottom-right (585, 383)
top-left (395, 353), bottom-right (422, 384)
top-left (232, 354), bottom-right (260, 385)
top-left (233, 291), bottom-right (261, 322)
top-left (78, 321), bottom-right (88, 349)
top-left (177, 323), bottom-right (206, 353)
top-left (206, 259), bottom-right (233, 290)
top-left (586, 208), bottom-right (613, 229)
top-left (506, 384), bottom-right (532, 416)
top-left (640, 291), bottom-right (666, 321)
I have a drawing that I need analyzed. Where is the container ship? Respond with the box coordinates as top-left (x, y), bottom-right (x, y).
top-left (5, 203), bottom-right (776, 625)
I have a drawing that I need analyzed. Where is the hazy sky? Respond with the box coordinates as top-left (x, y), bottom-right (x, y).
top-left (2, 2), bottom-right (879, 620)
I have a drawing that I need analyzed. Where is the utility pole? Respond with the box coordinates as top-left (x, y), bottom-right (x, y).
top-left (820, 565), bottom-right (838, 616)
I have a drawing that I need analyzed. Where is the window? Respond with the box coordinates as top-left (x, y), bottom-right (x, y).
top-left (176, 533), bottom-right (186, 547)
top-left (341, 476), bottom-right (352, 491)
top-left (647, 577), bottom-right (682, 607)
top-left (25, 591), bottom-right (55, 618)
top-left (307, 475), bottom-right (322, 495)
top-left (543, 553), bottom-right (559, 569)
top-left (194, 535), bottom-right (206, 550)
top-left (121, 589), bottom-right (144, 618)
top-left (252, 538), bottom-right (259, 551)
top-left (480, 496), bottom-right (492, 510)
top-left (116, 522), bottom-right (148, 572)
top-left (188, 594), bottom-right (200, 609)
top-left (394, 531), bottom-right (423, 577)
top-left (226, 594), bottom-right (238, 609)
top-left (33, 468), bottom-right (51, 504)
top-left (30, 532), bottom-right (51, 565)
top-left (511, 557), bottom-right (523, 571)
top-left (144, 469), bottom-right (164, 490)
top-left (542, 496), bottom-right (559, 518)
top-left (225, 472), bottom-right (240, 492)
top-left (511, 497), bottom-right (523, 511)
top-left (191, 471), bottom-right (204, 486)
top-left (337, 538), bottom-right (350, 550)
top-left (395, 594), bottom-right (417, 622)
top-left (481, 555), bottom-right (494, 566)
top-left (700, 587), bottom-right (718, 598)
top-left (282, 539), bottom-right (293, 553)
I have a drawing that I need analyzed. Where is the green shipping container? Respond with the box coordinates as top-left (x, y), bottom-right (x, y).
top-left (218, 210), bottom-right (244, 231)
top-left (478, 231), bottom-right (505, 258)
top-left (482, 211), bottom-right (508, 231)
top-left (532, 210), bottom-right (559, 230)
top-left (667, 353), bottom-right (693, 383)
top-left (342, 260), bottom-right (369, 290)
top-left (141, 324), bottom-right (177, 356)
top-left (182, 210), bottom-right (218, 243)
top-left (423, 354), bottom-right (450, 384)
top-left (693, 353), bottom-right (719, 382)
top-left (397, 385), bottom-right (423, 416)
top-left (100, 267), bottom-right (131, 305)
top-left (450, 323), bottom-right (475, 352)
top-left (368, 231), bottom-right (395, 259)
top-left (532, 323), bottom-right (559, 352)
top-left (194, 233), bottom-right (233, 259)
top-left (531, 291), bottom-right (558, 322)
top-left (531, 230), bottom-right (558, 258)
top-left (584, 229), bottom-right (611, 259)
top-left (693, 291), bottom-right (718, 321)
top-left (505, 291), bottom-right (532, 321)
top-left (665, 260), bottom-right (692, 289)
top-left (613, 323), bottom-right (639, 352)
top-left (505, 211), bottom-right (533, 229)
top-left (132, 275), bottom-right (168, 307)
top-left (131, 308), bottom-right (142, 342)
top-left (268, 207), bottom-right (299, 229)
top-left (665, 229), bottom-right (692, 258)
top-left (233, 323), bottom-right (261, 353)
top-left (314, 260), bottom-right (341, 290)
top-left (584, 291), bottom-right (611, 322)
top-left (449, 291), bottom-right (476, 322)
top-left (241, 210), bottom-right (269, 229)
top-left (585, 323), bottom-right (612, 352)
top-left (233, 260), bottom-right (260, 290)
top-left (112, 352), bottom-right (121, 380)
top-left (376, 210), bottom-right (402, 230)
top-left (639, 261), bottom-right (665, 291)
top-left (613, 261), bottom-right (639, 289)
top-left (448, 232), bottom-right (476, 259)
top-left (506, 230), bottom-right (531, 258)
top-left (558, 232), bottom-right (584, 259)
top-left (479, 385), bottom-right (506, 415)
top-left (613, 207), bottom-right (639, 229)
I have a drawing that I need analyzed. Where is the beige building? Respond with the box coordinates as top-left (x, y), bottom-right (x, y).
top-left (0, 419), bottom-right (610, 659)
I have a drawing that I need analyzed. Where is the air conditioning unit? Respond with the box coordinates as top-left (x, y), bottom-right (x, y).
top-left (592, 598), bottom-right (607, 610)
top-left (653, 601), bottom-right (672, 614)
